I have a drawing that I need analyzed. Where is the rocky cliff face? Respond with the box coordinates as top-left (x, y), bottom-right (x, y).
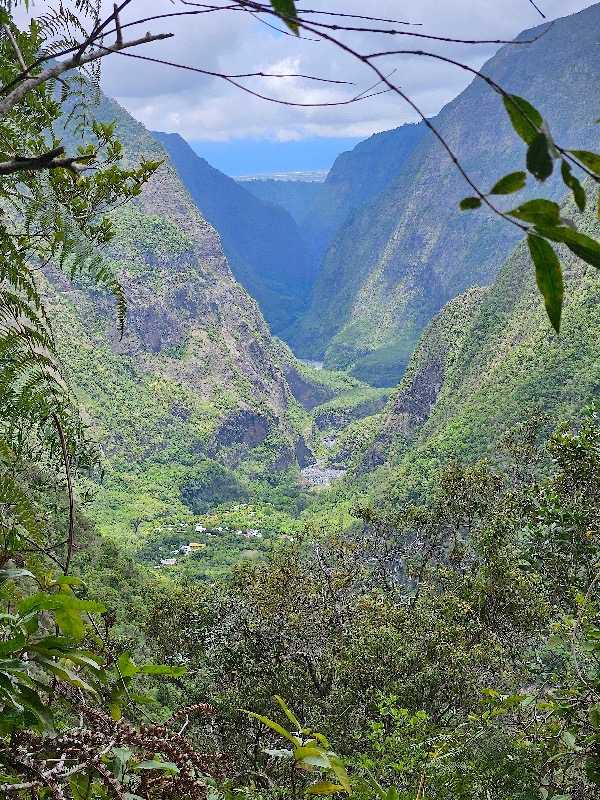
top-left (358, 185), bottom-right (600, 501)
top-left (51, 93), bottom-right (316, 504)
top-left (290, 4), bottom-right (600, 386)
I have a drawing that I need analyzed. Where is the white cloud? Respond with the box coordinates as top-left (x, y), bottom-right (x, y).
top-left (17, 0), bottom-right (600, 141)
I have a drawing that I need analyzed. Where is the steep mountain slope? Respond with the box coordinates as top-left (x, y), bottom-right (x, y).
top-left (237, 178), bottom-right (321, 224)
top-left (153, 132), bottom-right (317, 333)
top-left (290, 4), bottom-right (600, 386)
top-left (299, 122), bottom-right (426, 262)
top-left (49, 94), bottom-right (325, 537)
top-left (358, 186), bottom-right (600, 503)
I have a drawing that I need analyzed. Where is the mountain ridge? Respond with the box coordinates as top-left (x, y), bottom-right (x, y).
top-left (287, 3), bottom-right (600, 386)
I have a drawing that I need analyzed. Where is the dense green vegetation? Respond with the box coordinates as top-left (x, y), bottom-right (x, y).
top-left (288, 4), bottom-right (600, 385)
top-left (3, 2), bottom-right (600, 799)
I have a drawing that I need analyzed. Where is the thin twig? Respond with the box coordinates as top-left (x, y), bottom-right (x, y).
top-left (2, 23), bottom-right (28, 72)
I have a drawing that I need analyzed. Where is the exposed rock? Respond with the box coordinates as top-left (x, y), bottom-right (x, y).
top-left (214, 410), bottom-right (272, 449)
top-left (284, 367), bottom-right (335, 411)
top-left (295, 435), bottom-right (316, 468)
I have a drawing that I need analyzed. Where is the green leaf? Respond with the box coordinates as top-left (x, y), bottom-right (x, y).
top-left (503, 95), bottom-right (543, 144)
top-left (34, 656), bottom-right (97, 692)
top-left (586, 756), bottom-right (600, 785)
top-left (569, 149), bottom-right (600, 176)
top-left (535, 225), bottom-right (600, 270)
top-left (16, 684), bottom-right (55, 735)
top-left (313, 732), bottom-right (331, 749)
top-left (274, 695), bottom-right (301, 729)
top-left (295, 746), bottom-right (327, 762)
top-left (52, 576), bottom-right (84, 587)
top-left (270, 0), bottom-right (299, 34)
top-left (135, 760), bottom-right (180, 773)
top-left (242, 710), bottom-right (301, 746)
top-left (18, 592), bottom-right (105, 617)
top-left (0, 634), bottom-right (26, 656)
top-left (70, 773), bottom-right (93, 800)
top-left (560, 160), bottom-right (586, 212)
top-left (327, 753), bottom-right (352, 794)
top-left (490, 171), bottom-right (527, 195)
top-left (527, 235), bottom-right (564, 333)
top-left (459, 196), bottom-right (482, 211)
top-left (138, 663), bottom-right (187, 676)
top-left (526, 133), bottom-right (554, 181)
top-left (561, 730), bottom-right (576, 748)
top-left (307, 782), bottom-right (346, 795)
top-left (590, 705), bottom-right (600, 729)
top-left (508, 199), bottom-right (561, 227)
top-left (54, 607), bottom-right (85, 639)
top-left (110, 747), bottom-right (133, 781)
top-left (116, 652), bottom-right (139, 678)
top-left (0, 569), bottom-right (36, 585)
top-left (366, 777), bottom-right (388, 800)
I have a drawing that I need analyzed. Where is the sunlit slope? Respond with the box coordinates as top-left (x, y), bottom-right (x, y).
top-left (359, 188), bottom-right (600, 503)
top-left (292, 4), bottom-right (600, 386)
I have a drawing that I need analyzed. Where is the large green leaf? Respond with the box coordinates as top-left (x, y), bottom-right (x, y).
top-left (503, 95), bottom-right (543, 144)
top-left (274, 695), bottom-right (301, 729)
top-left (15, 684), bottom-right (55, 735)
top-left (560, 160), bottom-right (586, 212)
top-left (138, 663), bottom-right (187, 676)
top-left (527, 235), bottom-right (563, 333)
top-left (242, 710), bottom-right (301, 745)
top-left (110, 747), bottom-right (133, 781)
top-left (569, 149), bottom-right (600, 176)
top-left (270, 0), bottom-right (299, 34)
top-left (490, 171), bottom-right (527, 195)
top-left (0, 633), bottom-right (26, 656)
top-left (34, 656), bottom-right (97, 692)
top-left (54, 606), bottom-right (85, 639)
top-left (508, 199), bottom-right (560, 227)
top-left (307, 782), bottom-right (346, 795)
top-left (327, 753), bottom-right (352, 794)
top-left (535, 225), bottom-right (600, 270)
top-left (526, 133), bottom-right (553, 181)
top-left (18, 591), bottom-right (105, 617)
top-left (295, 745), bottom-right (328, 762)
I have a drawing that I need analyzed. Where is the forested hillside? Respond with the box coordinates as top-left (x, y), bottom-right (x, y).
top-left (3, 2), bottom-right (600, 799)
top-left (289, 4), bottom-right (600, 385)
top-left (355, 185), bottom-right (600, 502)
top-left (153, 132), bottom-right (318, 333)
top-left (298, 121), bottom-right (427, 263)
top-left (237, 176), bottom-right (321, 224)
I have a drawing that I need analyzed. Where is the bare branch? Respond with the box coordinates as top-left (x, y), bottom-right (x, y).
top-left (0, 31), bottom-right (173, 121)
top-left (0, 146), bottom-right (93, 175)
top-left (2, 23), bottom-right (28, 72)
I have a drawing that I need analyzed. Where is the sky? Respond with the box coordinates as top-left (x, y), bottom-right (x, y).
top-left (21, 0), bottom-right (600, 175)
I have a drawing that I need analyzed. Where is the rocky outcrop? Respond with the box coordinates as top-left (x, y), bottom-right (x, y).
top-left (52, 92), bottom-right (309, 477)
top-left (284, 367), bottom-right (335, 412)
top-left (360, 287), bottom-right (486, 471)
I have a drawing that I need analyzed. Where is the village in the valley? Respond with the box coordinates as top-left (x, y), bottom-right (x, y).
top-left (140, 503), bottom-right (299, 580)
